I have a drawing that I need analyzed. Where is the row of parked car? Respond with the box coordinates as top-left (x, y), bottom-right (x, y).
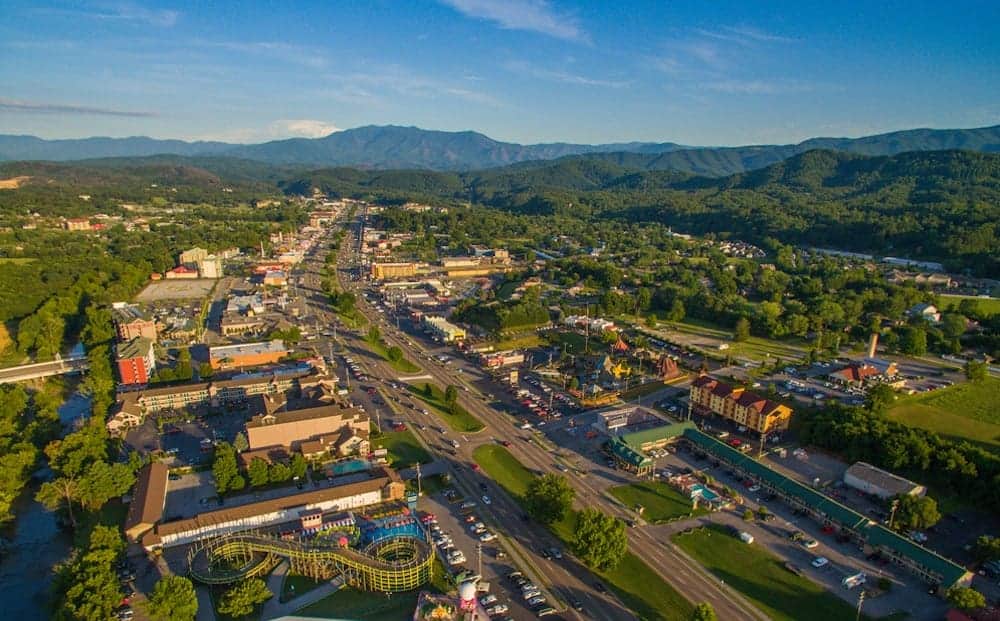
top-left (506, 571), bottom-right (558, 617)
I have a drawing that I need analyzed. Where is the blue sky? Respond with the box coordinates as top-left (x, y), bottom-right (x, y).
top-left (1, 0), bottom-right (998, 145)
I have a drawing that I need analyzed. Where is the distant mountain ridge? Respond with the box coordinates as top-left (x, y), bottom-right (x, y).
top-left (1, 123), bottom-right (999, 176)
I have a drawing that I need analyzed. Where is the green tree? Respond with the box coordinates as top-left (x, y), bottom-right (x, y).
top-left (36, 422), bottom-right (111, 527)
top-left (269, 462), bottom-right (291, 484)
top-left (233, 432), bottom-right (249, 453)
top-left (733, 317), bottom-right (751, 342)
top-left (444, 384), bottom-right (458, 405)
top-left (147, 575), bottom-right (198, 621)
top-left (964, 360), bottom-right (988, 383)
top-left (899, 326), bottom-right (927, 355)
top-left (198, 362), bottom-right (213, 379)
top-left (756, 505), bottom-right (769, 520)
top-left (212, 442), bottom-right (239, 494)
top-left (865, 383), bottom-right (896, 414)
top-left (691, 602), bottom-right (717, 621)
top-left (53, 525), bottom-right (124, 621)
top-left (424, 383), bottom-right (433, 397)
top-left (973, 535), bottom-right (1000, 562)
top-left (218, 579), bottom-right (271, 618)
top-left (290, 453), bottom-right (308, 480)
top-left (946, 587), bottom-right (985, 611)
top-left (742, 508), bottom-right (755, 521)
top-left (386, 346), bottom-right (403, 362)
top-left (568, 376), bottom-right (580, 390)
top-left (572, 509), bottom-right (627, 571)
top-left (940, 313), bottom-right (968, 340)
top-left (524, 474), bottom-right (575, 525)
top-left (893, 494), bottom-right (941, 531)
top-left (366, 325), bottom-right (381, 343)
top-left (248, 458), bottom-right (270, 488)
top-left (77, 460), bottom-right (136, 511)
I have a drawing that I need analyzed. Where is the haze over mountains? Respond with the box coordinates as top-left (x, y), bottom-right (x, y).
top-left (2, 124), bottom-right (999, 177)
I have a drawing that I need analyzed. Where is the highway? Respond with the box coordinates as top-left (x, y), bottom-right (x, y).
top-left (300, 213), bottom-right (764, 620)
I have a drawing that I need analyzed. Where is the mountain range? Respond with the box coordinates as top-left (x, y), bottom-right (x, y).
top-left (2, 124), bottom-right (999, 176)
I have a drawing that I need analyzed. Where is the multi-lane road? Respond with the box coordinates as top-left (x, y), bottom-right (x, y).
top-left (296, 215), bottom-right (765, 620)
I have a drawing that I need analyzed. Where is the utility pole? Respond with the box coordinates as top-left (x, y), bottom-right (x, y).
top-left (888, 499), bottom-right (899, 531)
top-left (415, 461), bottom-right (422, 497)
top-left (855, 589), bottom-right (865, 621)
top-left (476, 541), bottom-right (483, 577)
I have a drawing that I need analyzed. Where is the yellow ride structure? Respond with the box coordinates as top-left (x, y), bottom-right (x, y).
top-left (187, 531), bottom-right (435, 593)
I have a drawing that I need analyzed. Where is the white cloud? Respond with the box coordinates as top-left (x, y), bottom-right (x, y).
top-left (503, 60), bottom-right (628, 88)
top-left (0, 97), bottom-right (156, 117)
top-left (275, 119), bottom-right (341, 138)
top-left (39, 2), bottom-right (180, 27)
top-left (702, 79), bottom-right (814, 95)
top-left (200, 41), bottom-right (328, 69)
top-left (203, 119), bottom-right (340, 143)
top-left (440, 0), bottom-right (588, 43)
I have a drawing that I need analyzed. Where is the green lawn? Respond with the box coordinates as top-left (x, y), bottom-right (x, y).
top-left (491, 333), bottom-right (543, 350)
top-left (473, 445), bottom-right (692, 621)
top-left (280, 573), bottom-right (324, 603)
top-left (888, 378), bottom-right (1000, 449)
top-left (547, 329), bottom-right (608, 354)
top-left (673, 524), bottom-right (862, 621)
top-left (298, 587), bottom-right (420, 621)
top-left (609, 482), bottom-right (708, 524)
top-left (619, 380), bottom-right (670, 401)
top-left (364, 337), bottom-right (421, 373)
top-left (372, 429), bottom-right (431, 469)
top-left (407, 383), bottom-right (484, 432)
top-left (937, 294), bottom-right (1000, 315)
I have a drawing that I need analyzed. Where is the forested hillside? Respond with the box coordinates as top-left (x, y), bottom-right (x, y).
top-left (286, 149), bottom-right (1000, 275)
top-left (2, 148), bottom-right (998, 275)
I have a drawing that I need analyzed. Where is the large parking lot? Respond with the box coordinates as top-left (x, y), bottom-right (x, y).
top-left (124, 406), bottom-right (248, 467)
top-left (135, 279), bottom-right (217, 302)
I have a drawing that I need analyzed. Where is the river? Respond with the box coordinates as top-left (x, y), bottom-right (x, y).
top-left (0, 392), bottom-right (91, 619)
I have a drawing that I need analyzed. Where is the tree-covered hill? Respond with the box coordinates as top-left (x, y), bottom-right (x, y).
top-left (3, 123), bottom-right (998, 174)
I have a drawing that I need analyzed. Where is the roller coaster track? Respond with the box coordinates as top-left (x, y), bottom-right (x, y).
top-left (188, 532), bottom-right (435, 593)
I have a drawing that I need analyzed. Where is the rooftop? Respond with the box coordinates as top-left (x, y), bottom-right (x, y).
top-left (125, 462), bottom-right (168, 533)
top-left (845, 461), bottom-right (924, 496)
top-left (117, 336), bottom-right (154, 360)
top-left (210, 340), bottom-right (287, 359)
top-left (246, 402), bottom-right (367, 429)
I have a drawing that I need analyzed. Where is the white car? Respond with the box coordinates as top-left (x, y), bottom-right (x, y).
top-left (811, 556), bottom-right (829, 568)
top-left (486, 604), bottom-right (509, 616)
top-left (482, 495), bottom-right (492, 505)
top-left (479, 594), bottom-right (498, 606)
top-left (479, 531), bottom-right (496, 542)
top-left (802, 539), bottom-right (819, 549)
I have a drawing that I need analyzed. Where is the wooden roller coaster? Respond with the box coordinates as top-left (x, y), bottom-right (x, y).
top-left (187, 530), bottom-right (435, 593)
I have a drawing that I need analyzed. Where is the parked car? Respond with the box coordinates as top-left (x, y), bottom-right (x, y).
top-left (811, 557), bottom-right (829, 568)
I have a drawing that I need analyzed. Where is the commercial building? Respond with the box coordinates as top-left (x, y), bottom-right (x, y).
top-left (481, 350), bottom-right (525, 369)
top-left (422, 316), bottom-right (466, 343)
top-left (246, 400), bottom-right (370, 458)
top-left (843, 462), bottom-right (926, 499)
top-left (370, 262), bottom-right (419, 280)
top-left (263, 270), bottom-right (287, 287)
top-left (689, 375), bottom-right (792, 435)
top-left (112, 302), bottom-right (158, 343)
top-left (197, 255), bottom-right (223, 279)
top-left (125, 462), bottom-right (168, 542)
top-left (106, 367), bottom-right (318, 435)
top-left (179, 247), bottom-right (209, 266)
top-left (116, 337), bottom-right (156, 385)
top-left (165, 265), bottom-right (199, 279)
top-left (142, 467), bottom-right (406, 549)
top-left (209, 340), bottom-right (288, 370)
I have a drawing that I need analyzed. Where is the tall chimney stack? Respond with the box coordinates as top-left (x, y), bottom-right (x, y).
top-left (868, 333), bottom-right (879, 359)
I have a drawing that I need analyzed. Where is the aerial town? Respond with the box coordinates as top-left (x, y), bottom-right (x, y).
top-left (2, 4), bottom-right (1000, 621)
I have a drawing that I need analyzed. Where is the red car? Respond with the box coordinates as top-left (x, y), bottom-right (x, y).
top-left (728, 438), bottom-right (742, 447)
top-left (499, 440), bottom-right (512, 447)
top-left (471, 463), bottom-right (481, 472)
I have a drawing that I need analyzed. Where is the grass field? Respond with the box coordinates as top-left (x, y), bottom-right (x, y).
top-left (937, 294), bottom-right (1000, 315)
top-left (619, 380), bottom-right (669, 401)
top-left (364, 336), bottom-right (421, 373)
top-left (491, 333), bottom-right (543, 350)
top-left (298, 560), bottom-right (451, 620)
top-left (473, 445), bottom-right (693, 621)
top-left (407, 382), bottom-right (485, 432)
top-left (372, 429), bottom-right (431, 469)
top-left (654, 319), bottom-right (808, 363)
top-left (888, 378), bottom-right (1000, 449)
top-left (547, 329), bottom-right (608, 354)
top-left (609, 482), bottom-right (708, 524)
top-left (673, 524), bottom-right (866, 621)
top-left (280, 573), bottom-right (324, 603)
top-left (0, 257), bottom-right (36, 264)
